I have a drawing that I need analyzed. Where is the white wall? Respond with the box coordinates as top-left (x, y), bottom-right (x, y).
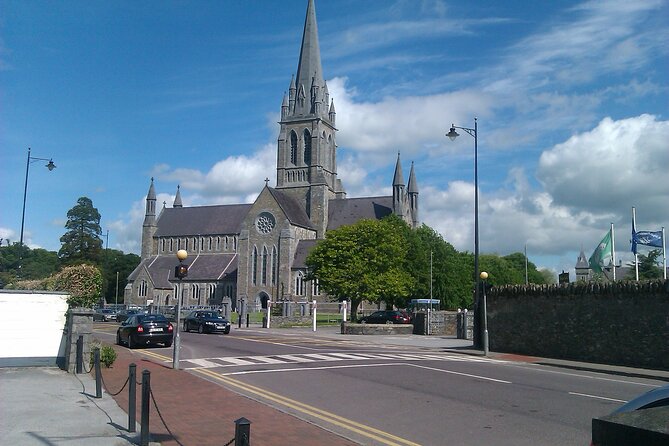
top-left (0, 291), bottom-right (69, 367)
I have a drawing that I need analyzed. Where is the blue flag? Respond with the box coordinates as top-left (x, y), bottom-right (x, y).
top-left (632, 230), bottom-right (663, 252)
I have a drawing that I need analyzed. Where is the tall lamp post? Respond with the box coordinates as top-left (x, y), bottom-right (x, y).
top-left (173, 249), bottom-right (188, 370)
top-left (446, 118), bottom-right (482, 349)
top-left (19, 148), bottom-right (56, 276)
top-left (479, 271), bottom-right (489, 356)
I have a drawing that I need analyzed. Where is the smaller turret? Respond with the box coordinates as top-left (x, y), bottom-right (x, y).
top-left (173, 185), bottom-right (183, 208)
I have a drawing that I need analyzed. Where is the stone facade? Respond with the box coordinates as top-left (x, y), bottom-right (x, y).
top-left (487, 280), bottom-right (669, 370)
top-left (124, 0), bottom-right (420, 312)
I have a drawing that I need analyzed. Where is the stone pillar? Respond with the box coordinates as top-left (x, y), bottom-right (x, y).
top-left (64, 308), bottom-right (95, 373)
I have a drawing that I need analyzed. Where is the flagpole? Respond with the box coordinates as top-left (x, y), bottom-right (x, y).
top-left (611, 223), bottom-right (616, 281)
top-left (663, 227), bottom-right (667, 280)
top-left (633, 207), bottom-right (639, 281)
top-left (524, 243), bottom-right (528, 285)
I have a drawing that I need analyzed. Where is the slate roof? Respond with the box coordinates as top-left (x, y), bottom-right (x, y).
top-left (154, 204), bottom-right (252, 237)
top-left (267, 187), bottom-right (316, 230)
top-left (129, 254), bottom-right (238, 289)
top-left (293, 239), bottom-right (319, 269)
top-left (327, 196), bottom-right (393, 230)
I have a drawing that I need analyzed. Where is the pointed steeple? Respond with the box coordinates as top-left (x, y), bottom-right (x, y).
top-left (408, 162), bottom-right (418, 194)
top-left (294, 0), bottom-right (324, 116)
top-left (144, 177), bottom-right (156, 222)
top-left (393, 152), bottom-right (405, 187)
top-left (142, 178), bottom-right (158, 259)
top-left (173, 185), bottom-right (183, 208)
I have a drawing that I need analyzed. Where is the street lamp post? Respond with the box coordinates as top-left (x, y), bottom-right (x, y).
top-left (446, 118), bottom-right (482, 349)
top-left (19, 148), bottom-right (56, 276)
top-left (173, 249), bottom-right (189, 370)
top-left (480, 271), bottom-right (489, 356)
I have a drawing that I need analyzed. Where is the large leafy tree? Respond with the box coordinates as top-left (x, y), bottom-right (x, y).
top-left (0, 243), bottom-right (60, 286)
top-left (59, 197), bottom-right (103, 264)
top-left (100, 249), bottom-right (140, 303)
top-left (306, 218), bottom-right (413, 320)
top-left (635, 249), bottom-right (663, 280)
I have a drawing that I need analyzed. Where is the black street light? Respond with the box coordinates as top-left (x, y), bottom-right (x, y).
top-left (446, 118), bottom-right (482, 349)
top-left (19, 148), bottom-right (56, 276)
top-left (173, 249), bottom-right (188, 370)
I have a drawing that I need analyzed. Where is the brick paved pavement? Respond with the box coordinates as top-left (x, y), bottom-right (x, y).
top-left (99, 344), bottom-right (358, 446)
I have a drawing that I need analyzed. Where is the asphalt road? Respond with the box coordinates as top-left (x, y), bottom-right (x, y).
top-left (94, 323), bottom-right (665, 446)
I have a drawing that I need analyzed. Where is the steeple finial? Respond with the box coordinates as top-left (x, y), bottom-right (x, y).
top-left (294, 0), bottom-right (324, 116)
top-left (393, 152), bottom-right (405, 186)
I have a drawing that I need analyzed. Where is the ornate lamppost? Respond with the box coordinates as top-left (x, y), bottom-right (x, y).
top-left (173, 249), bottom-right (188, 369)
top-left (19, 148), bottom-right (56, 276)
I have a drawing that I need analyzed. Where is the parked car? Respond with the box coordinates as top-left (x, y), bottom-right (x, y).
top-left (93, 308), bottom-right (117, 322)
top-left (611, 384), bottom-right (669, 414)
top-left (116, 314), bottom-right (173, 348)
top-left (183, 310), bottom-right (231, 334)
top-left (359, 310), bottom-right (412, 324)
top-left (116, 308), bottom-right (141, 323)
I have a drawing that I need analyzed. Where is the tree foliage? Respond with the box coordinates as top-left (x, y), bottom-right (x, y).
top-left (636, 249), bottom-right (663, 280)
top-left (306, 218), bottom-right (414, 320)
top-left (58, 197), bottom-right (103, 264)
top-left (48, 264), bottom-right (103, 308)
top-left (100, 249), bottom-right (141, 303)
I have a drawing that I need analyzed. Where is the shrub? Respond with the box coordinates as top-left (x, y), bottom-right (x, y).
top-left (90, 343), bottom-right (117, 368)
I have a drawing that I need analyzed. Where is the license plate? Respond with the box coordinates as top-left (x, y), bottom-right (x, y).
top-left (149, 328), bottom-right (163, 333)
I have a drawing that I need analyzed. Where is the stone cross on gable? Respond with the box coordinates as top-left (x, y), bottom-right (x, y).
top-left (265, 177), bottom-right (270, 186)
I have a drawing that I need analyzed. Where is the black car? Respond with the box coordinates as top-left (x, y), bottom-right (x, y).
top-left (359, 310), bottom-right (412, 324)
top-left (183, 310), bottom-right (231, 334)
top-left (116, 308), bottom-right (141, 323)
top-left (116, 314), bottom-right (174, 348)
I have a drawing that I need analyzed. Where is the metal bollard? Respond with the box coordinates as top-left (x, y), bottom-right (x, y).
top-left (76, 335), bottom-right (83, 374)
top-left (234, 417), bottom-right (251, 446)
top-left (128, 363), bottom-right (136, 433)
top-left (140, 369), bottom-right (151, 446)
top-left (94, 347), bottom-right (102, 398)
top-left (238, 312), bottom-right (242, 329)
top-left (246, 313), bottom-right (250, 327)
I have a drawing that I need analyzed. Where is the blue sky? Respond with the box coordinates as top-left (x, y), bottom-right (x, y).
top-left (1, 0), bottom-right (668, 279)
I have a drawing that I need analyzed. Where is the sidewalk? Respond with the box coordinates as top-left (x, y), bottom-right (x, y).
top-left (0, 366), bottom-right (135, 445)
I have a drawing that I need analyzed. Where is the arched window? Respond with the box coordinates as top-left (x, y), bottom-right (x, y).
top-left (294, 271), bottom-right (305, 296)
top-left (312, 278), bottom-right (320, 296)
top-left (271, 246), bottom-right (277, 285)
top-left (261, 246), bottom-right (268, 285)
top-left (303, 129), bottom-right (312, 165)
top-left (252, 246), bottom-right (258, 285)
top-left (224, 236), bottom-right (229, 251)
top-left (208, 237), bottom-right (212, 251)
top-left (290, 131), bottom-right (298, 165)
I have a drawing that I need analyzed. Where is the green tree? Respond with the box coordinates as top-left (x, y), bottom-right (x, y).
top-left (306, 218), bottom-right (413, 321)
top-left (58, 197), bottom-right (103, 264)
top-left (100, 250), bottom-right (140, 303)
top-left (0, 243), bottom-right (60, 286)
top-left (637, 249), bottom-right (663, 280)
top-left (405, 225), bottom-right (472, 310)
top-left (502, 252), bottom-right (549, 284)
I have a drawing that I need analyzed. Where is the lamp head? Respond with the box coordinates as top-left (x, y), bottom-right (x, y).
top-left (480, 271), bottom-right (489, 280)
top-left (46, 160), bottom-right (56, 171)
top-left (176, 249), bottom-right (188, 261)
top-left (446, 125), bottom-right (459, 141)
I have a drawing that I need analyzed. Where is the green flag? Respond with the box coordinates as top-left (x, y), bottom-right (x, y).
top-left (589, 230), bottom-right (612, 273)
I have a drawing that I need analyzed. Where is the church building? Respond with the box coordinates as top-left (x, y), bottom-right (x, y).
top-left (125, 0), bottom-right (419, 311)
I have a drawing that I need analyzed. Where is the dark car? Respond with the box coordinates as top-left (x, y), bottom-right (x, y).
top-left (93, 308), bottom-right (116, 322)
top-left (116, 308), bottom-right (141, 323)
top-left (183, 310), bottom-right (231, 334)
top-left (611, 384), bottom-right (669, 414)
top-left (359, 310), bottom-right (412, 324)
top-left (116, 314), bottom-right (173, 348)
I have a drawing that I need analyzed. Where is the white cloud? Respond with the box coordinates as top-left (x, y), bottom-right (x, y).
top-left (0, 227), bottom-right (16, 246)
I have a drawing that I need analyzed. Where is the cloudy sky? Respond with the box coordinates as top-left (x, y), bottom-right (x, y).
top-left (1, 0), bottom-right (667, 279)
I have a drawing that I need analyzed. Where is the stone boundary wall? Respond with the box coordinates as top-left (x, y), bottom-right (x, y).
top-left (341, 323), bottom-right (414, 335)
top-left (488, 279), bottom-right (669, 370)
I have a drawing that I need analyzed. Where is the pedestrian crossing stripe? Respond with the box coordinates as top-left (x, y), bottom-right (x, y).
top-left (182, 352), bottom-right (505, 369)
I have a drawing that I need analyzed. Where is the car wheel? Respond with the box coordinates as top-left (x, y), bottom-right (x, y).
top-left (198, 324), bottom-right (204, 334)
top-left (183, 322), bottom-right (189, 332)
top-left (224, 327), bottom-right (230, 334)
top-left (385, 320), bottom-right (393, 325)
top-left (164, 340), bottom-right (173, 348)
top-left (116, 332), bottom-right (122, 346)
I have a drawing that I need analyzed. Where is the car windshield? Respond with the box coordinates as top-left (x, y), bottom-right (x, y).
top-left (201, 312), bottom-right (222, 319)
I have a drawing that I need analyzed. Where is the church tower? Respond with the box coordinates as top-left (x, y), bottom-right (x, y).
top-left (276, 0), bottom-right (344, 236)
top-left (575, 248), bottom-right (591, 282)
top-left (141, 178), bottom-right (157, 259)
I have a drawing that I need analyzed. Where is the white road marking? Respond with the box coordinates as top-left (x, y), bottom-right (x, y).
top-left (188, 358), bottom-right (222, 368)
top-left (406, 363), bottom-right (513, 383)
top-left (249, 356), bottom-right (286, 364)
top-left (569, 392), bottom-right (627, 403)
top-left (276, 354), bottom-right (316, 363)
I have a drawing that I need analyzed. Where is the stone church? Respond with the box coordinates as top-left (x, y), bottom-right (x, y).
top-left (125, 0), bottom-right (419, 312)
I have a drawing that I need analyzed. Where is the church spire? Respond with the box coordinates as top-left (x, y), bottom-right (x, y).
top-left (173, 185), bottom-right (183, 208)
top-left (293, 0), bottom-right (324, 117)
